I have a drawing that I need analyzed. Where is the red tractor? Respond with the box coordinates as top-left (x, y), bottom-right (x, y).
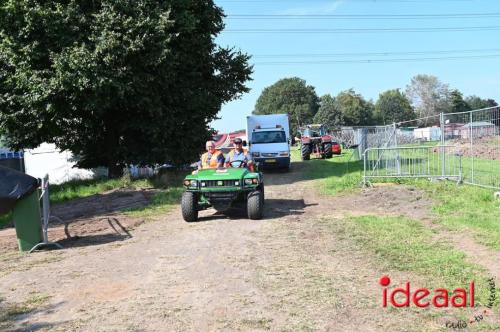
top-left (299, 124), bottom-right (341, 160)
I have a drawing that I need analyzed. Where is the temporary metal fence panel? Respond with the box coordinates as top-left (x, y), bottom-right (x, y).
top-left (363, 145), bottom-right (462, 184)
top-left (359, 108), bottom-right (498, 190)
top-left (330, 125), bottom-right (399, 160)
top-left (443, 107), bottom-right (499, 189)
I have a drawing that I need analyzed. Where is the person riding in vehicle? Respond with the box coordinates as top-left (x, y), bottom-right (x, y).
top-left (198, 140), bottom-right (225, 170)
top-left (225, 138), bottom-right (254, 171)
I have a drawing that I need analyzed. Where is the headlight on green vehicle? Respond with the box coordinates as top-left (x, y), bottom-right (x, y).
top-left (244, 178), bottom-right (258, 185)
top-left (183, 180), bottom-right (198, 187)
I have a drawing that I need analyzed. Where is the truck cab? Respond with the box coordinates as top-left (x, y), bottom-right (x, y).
top-left (247, 114), bottom-right (291, 170)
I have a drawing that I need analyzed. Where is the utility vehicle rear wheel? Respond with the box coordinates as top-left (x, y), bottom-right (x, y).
top-left (247, 190), bottom-right (263, 220)
top-left (181, 191), bottom-right (198, 222)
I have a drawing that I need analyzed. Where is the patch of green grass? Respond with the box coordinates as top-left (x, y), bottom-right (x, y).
top-left (26, 293), bottom-right (51, 306)
top-left (291, 146), bottom-right (363, 195)
top-left (296, 142), bottom-right (499, 249)
top-left (343, 215), bottom-right (492, 305)
top-left (240, 318), bottom-right (273, 330)
top-left (49, 176), bottom-right (152, 205)
top-left (0, 293), bottom-right (51, 327)
top-left (415, 181), bottom-right (500, 250)
top-left (124, 187), bottom-right (183, 218)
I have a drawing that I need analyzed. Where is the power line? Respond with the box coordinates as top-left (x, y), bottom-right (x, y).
top-left (226, 13), bottom-right (500, 20)
top-left (252, 48), bottom-right (500, 58)
top-left (225, 26), bottom-right (500, 33)
top-left (252, 54), bottom-right (500, 65)
top-left (220, 0), bottom-right (474, 2)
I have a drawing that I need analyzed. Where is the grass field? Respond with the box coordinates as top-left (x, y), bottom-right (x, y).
top-left (292, 146), bottom-right (499, 249)
top-left (291, 147), bottom-right (499, 319)
top-left (331, 215), bottom-right (491, 305)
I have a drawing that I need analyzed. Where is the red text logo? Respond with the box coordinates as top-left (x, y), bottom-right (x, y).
top-left (380, 275), bottom-right (475, 308)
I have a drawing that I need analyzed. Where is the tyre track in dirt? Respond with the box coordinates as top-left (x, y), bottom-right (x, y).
top-left (0, 162), bottom-right (490, 331)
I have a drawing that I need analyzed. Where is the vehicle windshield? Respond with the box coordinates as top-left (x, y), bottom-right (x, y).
top-left (252, 130), bottom-right (287, 144)
top-left (303, 127), bottom-right (327, 137)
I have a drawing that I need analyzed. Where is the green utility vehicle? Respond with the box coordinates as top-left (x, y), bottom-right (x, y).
top-left (181, 161), bottom-right (264, 222)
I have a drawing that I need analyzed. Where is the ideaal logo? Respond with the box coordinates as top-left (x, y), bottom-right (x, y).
top-left (379, 275), bottom-right (475, 308)
top-left (379, 275), bottom-right (497, 329)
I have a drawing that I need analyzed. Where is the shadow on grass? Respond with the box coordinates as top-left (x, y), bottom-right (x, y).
top-left (0, 299), bottom-right (67, 332)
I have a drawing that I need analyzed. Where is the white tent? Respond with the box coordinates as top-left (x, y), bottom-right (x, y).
top-left (24, 143), bottom-right (105, 184)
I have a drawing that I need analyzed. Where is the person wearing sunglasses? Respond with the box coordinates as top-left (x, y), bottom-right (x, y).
top-left (225, 138), bottom-right (254, 171)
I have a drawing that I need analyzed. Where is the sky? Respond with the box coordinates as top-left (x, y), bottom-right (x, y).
top-left (211, 0), bottom-right (500, 132)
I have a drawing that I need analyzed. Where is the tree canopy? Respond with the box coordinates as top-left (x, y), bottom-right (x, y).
top-left (448, 89), bottom-right (471, 114)
top-left (405, 74), bottom-right (450, 119)
top-left (0, 0), bottom-right (252, 176)
top-left (334, 89), bottom-right (374, 126)
top-left (253, 77), bottom-right (319, 135)
top-left (465, 95), bottom-right (498, 110)
top-left (375, 89), bottom-right (415, 124)
top-left (313, 94), bottom-right (343, 129)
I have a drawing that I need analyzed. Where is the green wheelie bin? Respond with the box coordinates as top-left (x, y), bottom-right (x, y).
top-left (0, 165), bottom-right (42, 252)
top-left (12, 190), bottom-right (43, 251)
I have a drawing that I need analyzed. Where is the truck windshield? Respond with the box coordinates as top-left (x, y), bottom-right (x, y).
top-left (252, 131), bottom-right (287, 144)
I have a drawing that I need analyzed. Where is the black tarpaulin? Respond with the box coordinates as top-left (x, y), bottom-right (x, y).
top-left (0, 166), bottom-right (39, 214)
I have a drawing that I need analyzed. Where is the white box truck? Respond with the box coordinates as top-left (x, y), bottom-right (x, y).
top-left (246, 114), bottom-right (291, 170)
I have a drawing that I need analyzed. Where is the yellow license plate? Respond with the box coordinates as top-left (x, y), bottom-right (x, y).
top-left (265, 159), bottom-right (276, 163)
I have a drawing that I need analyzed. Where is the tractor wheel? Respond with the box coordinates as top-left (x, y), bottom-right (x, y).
top-left (181, 191), bottom-right (198, 222)
top-left (260, 184), bottom-right (265, 205)
top-left (247, 190), bottom-right (263, 220)
top-left (301, 144), bottom-right (310, 161)
top-left (323, 143), bottom-right (333, 159)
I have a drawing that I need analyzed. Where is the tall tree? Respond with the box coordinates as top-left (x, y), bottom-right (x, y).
top-left (313, 94), bottom-right (343, 128)
top-left (253, 77), bottom-right (319, 135)
top-left (405, 74), bottom-right (450, 120)
top-left (448, 89), bottom-right (471, 113)
top-left (465, 95), bottom-right (498, 110)
top-left (375, 89), bottom-right (415, 124)
top-left (334, 89), bottom-right (373, 126)
top-left (0, 0), bottom-right (252, 177)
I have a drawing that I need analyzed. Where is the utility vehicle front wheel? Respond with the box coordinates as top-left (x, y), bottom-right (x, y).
top-left (247, 190), bottom-right (263, 220)
top-left (181, 191), bottom-right (198, 222)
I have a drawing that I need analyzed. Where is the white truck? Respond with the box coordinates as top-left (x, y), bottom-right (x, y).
top-left (246, 114), bottom-right (291, 170)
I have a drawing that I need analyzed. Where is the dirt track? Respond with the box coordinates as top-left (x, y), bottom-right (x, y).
top-left (0, 162), bottom-right (498, 331)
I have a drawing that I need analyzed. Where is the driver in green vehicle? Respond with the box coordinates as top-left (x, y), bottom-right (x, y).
top-left (225, 137), bottom-right (254, 171)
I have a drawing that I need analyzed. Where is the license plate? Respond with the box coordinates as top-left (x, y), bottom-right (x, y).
top-left (265, 159), bottom-right (276, 163)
